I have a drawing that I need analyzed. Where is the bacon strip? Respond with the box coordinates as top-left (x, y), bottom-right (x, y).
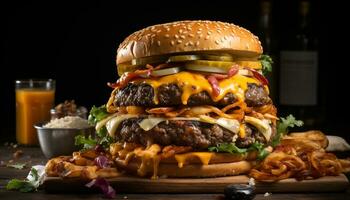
top-left (206, 65), bottom-right (239, 97)
top-left (248, 68), bottom-right (269, 85)
top-left (107, 69), bottom-right (152, 89)
top-left (207, 75), bottom-right (220, 97)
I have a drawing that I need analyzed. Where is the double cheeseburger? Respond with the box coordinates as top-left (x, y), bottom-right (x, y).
top-left (101, 20), bottom-right (277, 178)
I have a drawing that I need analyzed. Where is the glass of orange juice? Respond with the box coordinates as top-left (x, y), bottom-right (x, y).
top-left (15, 79), bottom-right (55, 145)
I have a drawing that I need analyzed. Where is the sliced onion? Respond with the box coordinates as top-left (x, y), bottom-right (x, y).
top-left (216, 118), bottom-right (240, 134)
top-left (150, 67), bottom-right (182, 77)
top-left (238, 69), bottom-right (253, 76)
top-left (139, 117), bottom-right (165, 131)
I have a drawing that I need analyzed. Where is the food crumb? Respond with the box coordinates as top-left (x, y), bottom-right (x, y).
top-left (8, 160), bottom-right (13, 163)
top-left (0, 161), bottom-right (5, 166)
top-left (123, 196), bottom-right (128, 199)
top-left (13, 150), bottom-right (23, 159)
top-left (249, 177), bottom-right (255, 186)
top-left (264, 192), bottom-right (271, 197)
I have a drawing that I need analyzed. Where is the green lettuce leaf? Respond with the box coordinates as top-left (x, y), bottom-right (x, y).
top-left (88, 105), bottom-right (109, 125)
top-left (208, 142), bottom-right (269, 160)
top-left (208, 143), bottom-right (247, 154)
top-left (76, 105), bottom-right (115, 150)
top-left (75, 135), bottom-right (97, 150)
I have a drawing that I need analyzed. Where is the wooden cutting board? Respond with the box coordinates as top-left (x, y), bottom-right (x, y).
top-left (43, 174), bottom-right (349, 193)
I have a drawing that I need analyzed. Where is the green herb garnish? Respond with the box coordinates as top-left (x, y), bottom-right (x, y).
top-left (6, 168), bottom-right (40, 192)
top-left (6, 163), bottom-right (26, 170)
top-left (259, 54), bottom-right (273, 76)
top-left (271, 114), bottom-right (304, 147)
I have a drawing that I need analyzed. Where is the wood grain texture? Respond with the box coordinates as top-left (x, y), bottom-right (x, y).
top-left (43, 174), bottom-right (349, 193)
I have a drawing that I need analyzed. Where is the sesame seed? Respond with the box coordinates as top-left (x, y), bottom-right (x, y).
top-left (177, 40), bottom-right (183, 44)
top-left (207, 31), bottom-right (212, 35)
top-left (198, 28), bottom-right (202, 31)
top-left (195, 41), bottom-right (200, 46)
top-left (182, 31), bottom-right (188, 35)
top-left (215, 40), bottom-right (220, 44)
top-left (175, 34), bottom-right (179, 39)
top-left (189, 41), bottom-right (194, 46)
top-left (185, 42), bottom-right (189, 47)
top-left (188, 34), bottom-right (195, 38)
top-left (166, 28), bottom-right (170, 32)
top-left (224, 36), bottom-right (227, 40)
top-left (157, 41), bottom-right (161, 46)
top-left (170, 41), bottom-right (175, 46)
top-left (179, 29), bottom-right (183, 34)
top-left (180, 35), bottom-right (186, 39)
top-left (197, 31), bottom-right (201, 34)
top-left (165, 34), bottom-right (170, 38)
top-left (205, 35), bottom-right (210, 40)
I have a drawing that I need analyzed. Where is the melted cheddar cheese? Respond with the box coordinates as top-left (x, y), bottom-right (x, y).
top-left (175, 152), bottom-right (213, 168)
top-left (132, 71), bottom-right (262, 105)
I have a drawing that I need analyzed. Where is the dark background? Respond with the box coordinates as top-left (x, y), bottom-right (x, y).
top-left (1, 0), bottom-right (349, 143)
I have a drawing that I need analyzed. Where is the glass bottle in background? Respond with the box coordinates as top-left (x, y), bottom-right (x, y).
top-left (257, 0), bottom-right (278, 103)
top-left (279, 0), bottom-right (322, 128)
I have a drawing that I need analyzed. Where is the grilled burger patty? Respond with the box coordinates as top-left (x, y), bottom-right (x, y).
top-left (114, 83), bottom-right (270, 107)
top-left (116, 118), bottom-right (271, 149)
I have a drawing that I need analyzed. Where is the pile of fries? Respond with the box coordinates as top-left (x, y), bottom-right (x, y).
top-left (250, 130), bottom-right (350, 181)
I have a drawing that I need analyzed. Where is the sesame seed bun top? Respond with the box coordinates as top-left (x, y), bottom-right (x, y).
top-left (116, 20), bottom-right (263, 65)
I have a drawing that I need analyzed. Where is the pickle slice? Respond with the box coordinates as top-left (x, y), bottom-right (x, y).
top-left (185, 60), bottom-right (235, 73)
top-left (167, 55), bottom-right (202, 62)
top-left (131, 56), bottom-right (168, 66)
top-left (202, 54), bottom-right (235, 62)
top-left (186, 65), bottom-right (227, 73)
top-left (151, 67), bottom-right (182, 77)
top-left (118, 63), bottom-right (141, 76)
top-left (236, 61), bottom-right (261, 70)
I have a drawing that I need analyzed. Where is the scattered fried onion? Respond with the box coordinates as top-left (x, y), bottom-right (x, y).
top-left (146, 107), bottom-right (174, 114)
top-left (250, 151), bottom-right (306, 181)
top-left (339, 158), bottom-right (350, 173)
top-left (308, 149), bottom-right (342, 176)
top-left (45, 151), bottom-right (119, 179)
top-left (250, 131), bottom-right (348, 181)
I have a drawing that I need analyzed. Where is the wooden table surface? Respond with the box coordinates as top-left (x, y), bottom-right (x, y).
top-left (0, 146), bottom-right (349, 200)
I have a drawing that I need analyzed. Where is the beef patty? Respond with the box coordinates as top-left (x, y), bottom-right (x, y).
top-left (116, 118), bottom-right (270, 149)
top-left (115, 83), bottom-right (270, 107)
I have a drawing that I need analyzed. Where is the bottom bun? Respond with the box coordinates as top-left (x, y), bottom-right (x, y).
top-left (115, 159), bottom-right (253, 178)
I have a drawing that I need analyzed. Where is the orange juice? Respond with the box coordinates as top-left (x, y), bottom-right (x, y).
top-left (16, 89), bottom-right (55, 145)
